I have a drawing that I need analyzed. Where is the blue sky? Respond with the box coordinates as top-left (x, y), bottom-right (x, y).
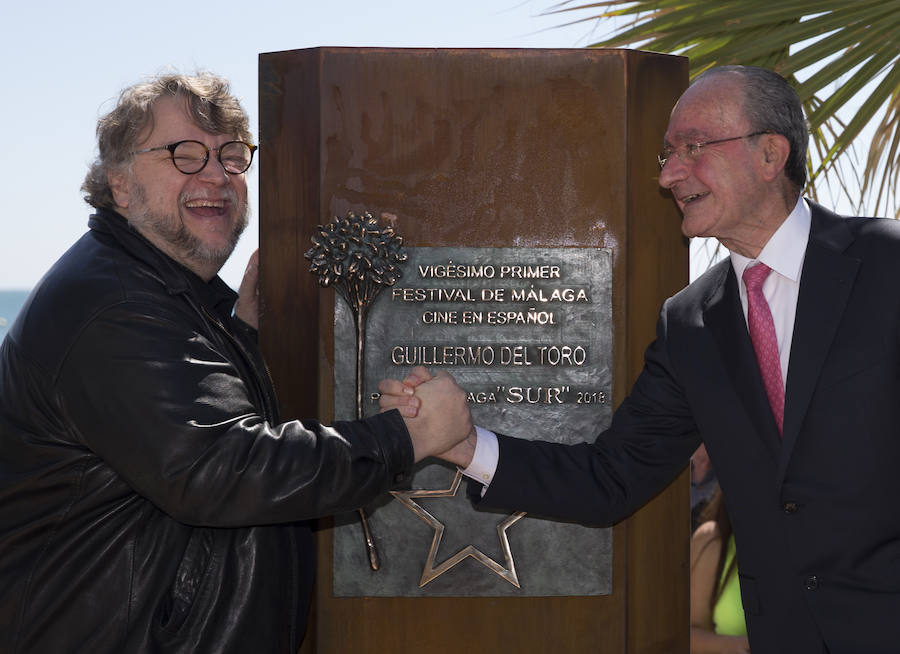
top-left (1, 1), bottom-right (611, 290)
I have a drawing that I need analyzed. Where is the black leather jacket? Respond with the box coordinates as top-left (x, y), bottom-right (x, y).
top-left (0, 209), bottom-right (414, 653)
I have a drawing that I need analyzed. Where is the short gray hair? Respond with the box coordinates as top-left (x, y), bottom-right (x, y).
top-left (695, 66), bottom-right (808, 192)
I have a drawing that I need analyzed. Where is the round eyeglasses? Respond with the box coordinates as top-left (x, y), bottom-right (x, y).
top-left (131, 139), bottom-right (258, 175)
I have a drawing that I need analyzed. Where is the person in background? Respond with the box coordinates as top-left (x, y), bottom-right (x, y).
top-left (691, 488), bottom-right (750, 654)
top-left (690, 443), bottom-right (718, 532)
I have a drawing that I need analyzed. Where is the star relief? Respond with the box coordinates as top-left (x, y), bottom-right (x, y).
top-left (390, 470), bottom-right (527, 588)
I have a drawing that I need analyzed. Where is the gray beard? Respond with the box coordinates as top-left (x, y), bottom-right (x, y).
top-left (126, 182), bottom-right (248, 275)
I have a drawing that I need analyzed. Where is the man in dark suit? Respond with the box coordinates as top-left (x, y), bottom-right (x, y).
top-left (381, 65), bottom-right (900, 653)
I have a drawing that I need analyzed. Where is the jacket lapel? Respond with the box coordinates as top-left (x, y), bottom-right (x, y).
top-left (702, 262), bottom-right (782, 460)
top-left (777, 203), bottom-right (859, 488)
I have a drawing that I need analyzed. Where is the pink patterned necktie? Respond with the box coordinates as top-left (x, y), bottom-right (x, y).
top-left (743, 263), bottom-right (784, 436)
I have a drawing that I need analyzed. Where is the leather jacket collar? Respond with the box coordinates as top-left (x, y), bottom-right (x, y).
top-left (88, 208), bottom-right (238, 319)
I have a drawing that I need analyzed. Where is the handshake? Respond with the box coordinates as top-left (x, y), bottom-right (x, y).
top-left (378, 366), bottom-right (476, 468)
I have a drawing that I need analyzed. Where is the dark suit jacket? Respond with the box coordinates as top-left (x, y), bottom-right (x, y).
top-left (482, 201), bottom-right (900, 654)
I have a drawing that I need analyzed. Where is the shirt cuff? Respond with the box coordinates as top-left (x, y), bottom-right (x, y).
top-left (461, 425), bottom-right (499, 493)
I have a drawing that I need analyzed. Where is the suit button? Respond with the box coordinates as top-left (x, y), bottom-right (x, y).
top-left (805, 575), bottom-right (819, 591)
top-left (783, 502), bottom-right (799, 513)
top-left (394, 472), bottom-right (409, 484)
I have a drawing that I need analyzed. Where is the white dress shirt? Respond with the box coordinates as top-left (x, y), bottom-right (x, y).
top-left (462, 198), bottom-right (812, 490)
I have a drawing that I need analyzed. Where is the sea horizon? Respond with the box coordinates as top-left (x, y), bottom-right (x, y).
top-left (0, 289), bottom-right (31, 339)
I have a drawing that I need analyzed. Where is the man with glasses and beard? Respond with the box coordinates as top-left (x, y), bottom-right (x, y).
top-left (0, 72), bottom-right (471, 653)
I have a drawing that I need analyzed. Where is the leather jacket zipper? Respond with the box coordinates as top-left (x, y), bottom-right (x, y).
top-left (198, 305), bottom-right (278, 422)
top-left (196, 302), bottom-right (300, 648)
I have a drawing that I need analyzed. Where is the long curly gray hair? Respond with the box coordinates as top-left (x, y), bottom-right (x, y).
top-left (82, 72), bottom-right (253, 209)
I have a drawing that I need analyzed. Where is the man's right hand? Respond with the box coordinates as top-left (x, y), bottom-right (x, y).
top-left (378, 367), bottom-right (476, 466)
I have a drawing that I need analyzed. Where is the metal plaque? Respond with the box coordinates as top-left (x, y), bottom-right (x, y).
top-left (333, 246), bottom-right (613, 597)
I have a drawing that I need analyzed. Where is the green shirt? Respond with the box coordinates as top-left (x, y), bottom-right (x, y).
top-left (712, 534), bottom-right (747, 636)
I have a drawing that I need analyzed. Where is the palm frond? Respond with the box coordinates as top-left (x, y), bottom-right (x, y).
top-left (546, 0), bottom-right (900, 217)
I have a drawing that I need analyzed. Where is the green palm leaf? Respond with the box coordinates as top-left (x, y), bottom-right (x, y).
top-left (546, 0), bottom-right (900, 217)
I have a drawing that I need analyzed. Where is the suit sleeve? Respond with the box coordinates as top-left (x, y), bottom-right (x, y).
top-left (478, 299), bottom-right (701, 525)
